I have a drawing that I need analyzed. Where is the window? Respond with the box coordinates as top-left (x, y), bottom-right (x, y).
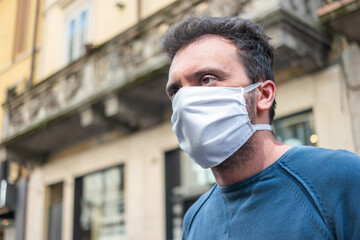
top-left (79, 10), bottom-right (88, 54)
top-left (68, 19), bottom-right (76, 62)
top-left (273, 110), bottom-right (317, 146)
top-left (13, 0), bottom-right (30, 57)
top-left (66, 5), bottom-right (90, 63)
top-left (73, 165), bottom-right (125, 240)
top-left (165, 149), bottom-right (215, 240)
top-left (47, 182), bottom-right (63, 240)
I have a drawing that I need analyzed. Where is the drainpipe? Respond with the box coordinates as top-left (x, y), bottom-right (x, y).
top-left (29, 0), bottom-right (41, 89)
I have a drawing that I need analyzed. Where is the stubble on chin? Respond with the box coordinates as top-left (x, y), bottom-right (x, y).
top-left (212, 91), bottom-right (257, 172)
top-left (213, 136), bottom-right (255, 172)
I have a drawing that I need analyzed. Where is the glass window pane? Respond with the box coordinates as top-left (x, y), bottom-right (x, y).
top-left (165, 149), bottom-right (215, 240)
top-left (79, 10), bottom-right (88, 56)
top-left (180, 150), bottom-right (215, 191)
top-left (48, 182), bottom-right (63, 240)
top-left (68, 19), bottom-right (76, 62)
top-left (77, 165), bottom-right (125, 240)
top-left (273, 110), bottom-right (316, 146)
top-left (67, 7), bottom-right (89, 63)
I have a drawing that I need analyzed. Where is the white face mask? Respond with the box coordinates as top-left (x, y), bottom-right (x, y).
top-left (171, 82), bottom-right (272, 169)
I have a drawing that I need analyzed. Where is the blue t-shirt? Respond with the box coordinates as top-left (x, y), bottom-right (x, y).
top-left (182, 146), bottom-right (360, 240)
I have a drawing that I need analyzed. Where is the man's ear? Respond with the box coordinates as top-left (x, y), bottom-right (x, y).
top-left (257, 80), bottom-right (276, 112)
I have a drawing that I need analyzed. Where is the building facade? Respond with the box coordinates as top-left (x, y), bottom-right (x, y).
top-left (0, 0), bottom-right (359, 240)
top-left (0, 0), bottom-right (43, 239)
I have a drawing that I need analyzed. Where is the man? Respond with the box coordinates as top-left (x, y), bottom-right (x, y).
top-left (162, 17), bottom-right (360, 239)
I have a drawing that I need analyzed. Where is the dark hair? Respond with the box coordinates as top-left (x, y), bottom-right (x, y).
top-left (162, 16), bottom-right (276, 123)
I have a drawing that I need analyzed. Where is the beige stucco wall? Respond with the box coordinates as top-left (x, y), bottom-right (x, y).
top-left (276, 63), bottom-right (355, 152)
top-left (93, 0), bottom-right (138, 45)
top-left (25, 122), bottom-right (178, 240)
top-left (0, 0), bottom-right (17, 68)
top-left (0, 0), bottom-right (40, 67)
top-left (38, 0), bottom-right (177, 80)
top-left (141, 0), bottom-right (177, 18)
top-left (38, 1), bottom-right (65, 80)
top-left (0, 0), bottom-right (43, 139)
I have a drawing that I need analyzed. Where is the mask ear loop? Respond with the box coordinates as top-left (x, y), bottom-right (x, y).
top-left (244, 82), bottom-right (273, 131)
top-left (244, 82), bottom-right (262, 93)
top-left (253, 124), bottom-right (272, 131)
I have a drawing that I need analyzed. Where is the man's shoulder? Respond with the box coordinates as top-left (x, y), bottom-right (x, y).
top-left (279, 146), bottom-right (360, 239)
top-left (182, 185), bottom-right (217, 237)
top-left (279, 146), bottom-right (360, 197)
top-left (280, 146), bottom-right (360, 179)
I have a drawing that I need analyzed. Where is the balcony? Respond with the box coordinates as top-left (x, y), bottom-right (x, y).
top-left (2, 5), bottom-right (174, 164)
top-left (1, 0), bottom-right (251, 164)
top-left (242, 0), bottom-right (330, 80)
top-left (318, 0), bottom-right (360, 42)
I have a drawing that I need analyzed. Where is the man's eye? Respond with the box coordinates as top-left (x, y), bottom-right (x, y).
top-left (201, 77), bottom-right (215, 85)
top-left (170, 89), bottom-right (179, 99)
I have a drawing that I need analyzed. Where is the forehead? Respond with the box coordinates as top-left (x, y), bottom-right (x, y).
top-left (168, 35), bottom-right (241, 81)
top-left (169, 35), bottom-right (240, 74)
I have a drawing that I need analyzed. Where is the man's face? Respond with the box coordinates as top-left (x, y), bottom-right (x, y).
top-left (166, 34), bottom-right (261, 170)
top-left (166, 35), bottom-right (252, 99)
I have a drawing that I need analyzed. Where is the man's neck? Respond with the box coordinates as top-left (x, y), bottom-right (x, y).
top-left (211, 132), bottom-right (291, 187)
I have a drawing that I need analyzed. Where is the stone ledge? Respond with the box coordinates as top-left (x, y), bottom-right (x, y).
top-left (318, 0), bottom-right (360, 42)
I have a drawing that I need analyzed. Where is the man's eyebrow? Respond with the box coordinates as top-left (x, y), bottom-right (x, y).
top-left (191, 67), bottom-right (229, 80)
top-left (166, 81), bottom-right (182, 97)
top-left (166, 67), bottom-right (229, 96)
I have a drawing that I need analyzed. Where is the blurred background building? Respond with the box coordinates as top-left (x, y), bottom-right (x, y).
top-left (0, 0), bottom-right (359, 239)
